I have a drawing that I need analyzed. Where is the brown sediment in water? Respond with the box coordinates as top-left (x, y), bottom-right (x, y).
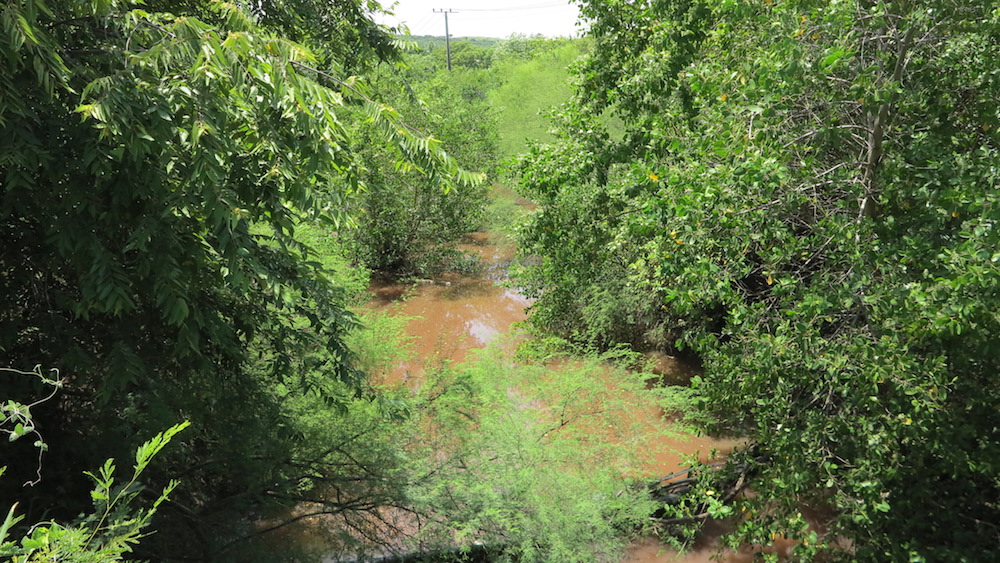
top-left (366, 233), bottom-right (530, 386)
top-left (625, 500), bottom-right (840, 563)
top-left (364, 232), bottom-right (754, 562)
top-left (625, 529), bottom-right (801, 563)
top-left (644, 351), bottom-right (701, 386)
top-left (254, 231), bottom-right (826, 562)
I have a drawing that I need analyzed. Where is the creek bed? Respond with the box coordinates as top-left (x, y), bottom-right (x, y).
top-left (366, 232), bottom-right (755, 563)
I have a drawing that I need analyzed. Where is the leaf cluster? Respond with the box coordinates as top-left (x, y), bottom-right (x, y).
top-left (398, 345), bottom-right (669, 562)
top-left (1, 374), bottom-right (187, 563)
top-left (340, 59), bottom-right (497, 276)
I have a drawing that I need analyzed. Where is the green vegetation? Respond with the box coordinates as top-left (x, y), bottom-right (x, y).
top-left (490, 37), bottom-right (587, 157)
top-left (516, 0), bottom-right (1000, 559)
top-left (400, 345), bottom-right (667, 562)
top-left (406, 35), bottom-right (505, 54)
top-left (0, 0), bottom-right (595, 559)
top-left (0, 0), bottom-right (481, 557)
top-left (341, 60), bottom-right (499, 276)
top-left (7, 0), bottom-right (998, 560)
top-left (2, 368), bottom-right (187, 561)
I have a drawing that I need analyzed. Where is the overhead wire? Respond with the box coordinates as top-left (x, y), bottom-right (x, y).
top-left (448, 5), bottom-right (581, 37)
top-left (387, 1), bottom-right (582, 39)
top-left (406, 12), bottom-right (439, 35)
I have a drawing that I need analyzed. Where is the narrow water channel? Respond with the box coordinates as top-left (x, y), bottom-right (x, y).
top-left (366, 232), bottom-right (761, 563)
top-left (367, 232), bottom-right (529, 384)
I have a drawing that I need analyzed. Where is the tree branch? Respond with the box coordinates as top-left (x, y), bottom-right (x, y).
top-left (859, 23), bottom-right (917, 223)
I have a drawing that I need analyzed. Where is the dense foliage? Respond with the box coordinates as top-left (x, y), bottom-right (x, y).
top-left (398, 346), bottom-right (667, 563)
top-left (0, 0), bottom-right (480, 556)
top-left (343, 53), bottom-right (499, 275)
top-left (10, 0), bottom-right (998, 558)
top-left (490, 36), bottom-right (591, 158)
top-left (516, 0), bottom-right (1000, 559)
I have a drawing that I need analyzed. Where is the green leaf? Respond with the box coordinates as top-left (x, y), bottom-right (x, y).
top-left (0, 503), bottom-right (23, 546)
top-left (821, 48), bottom-right (848, 70)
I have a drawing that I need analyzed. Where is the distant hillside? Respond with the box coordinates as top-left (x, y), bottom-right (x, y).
top-left (393, 35), bottom-right (604, 158)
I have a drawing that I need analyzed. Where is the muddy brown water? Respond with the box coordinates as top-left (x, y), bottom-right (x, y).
top-left (365, 232), bottom-right (775, 563)
top-left (367, 232), bottom-right (530, 384)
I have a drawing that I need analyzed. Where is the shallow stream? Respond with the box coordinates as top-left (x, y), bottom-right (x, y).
top-left (366, 232), bottom-right (772, 563)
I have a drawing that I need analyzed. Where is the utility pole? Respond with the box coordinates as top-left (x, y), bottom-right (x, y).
top-left (433, 8), bottom-right (456, 71)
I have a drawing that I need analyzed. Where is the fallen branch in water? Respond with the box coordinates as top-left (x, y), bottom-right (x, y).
top-left (646, 453), bottom-right (759, 527)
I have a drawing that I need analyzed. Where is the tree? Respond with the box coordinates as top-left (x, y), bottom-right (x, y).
top-left (0, 0), bottom-right (478, 555)
top-left (343, 59), bottom-right (498, 275)
top-left (446, 40), bottom-right (495, 70)
top-left (397, 347), bottom-right (665, 563)
top-left (516, 0), bottom-right (1000, 559)
top-left (490, 36), bottom-right (590, 158)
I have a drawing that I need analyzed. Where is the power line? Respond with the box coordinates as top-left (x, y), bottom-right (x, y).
top-left (387, 2), bottom-right (581, 40)
top-left (458, 7), bottom-right (577, 22)
top-left (433, 9), bottom-right (457, 71)
top-left (406, 12), bottom-right (438, 36)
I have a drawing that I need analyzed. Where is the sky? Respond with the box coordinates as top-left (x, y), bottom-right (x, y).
top-left (376, 0), bottom-right (584, 39)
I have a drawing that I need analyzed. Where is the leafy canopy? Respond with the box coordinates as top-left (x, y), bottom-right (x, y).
top-left (516, 0), bottom-right (1000, 559)
top-left (0, 0), bottom-right (481, 553)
